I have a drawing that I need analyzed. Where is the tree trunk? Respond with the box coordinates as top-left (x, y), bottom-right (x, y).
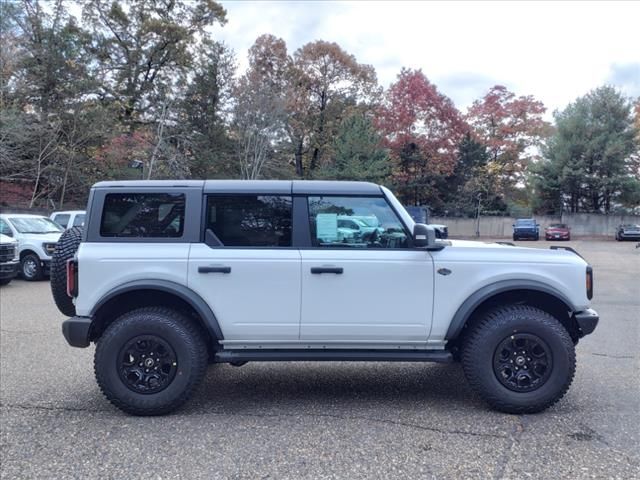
top-left (295, 138), bottom-right (304, 177)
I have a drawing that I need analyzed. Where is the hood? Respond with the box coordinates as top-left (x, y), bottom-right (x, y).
top-left (546, 227), bottom-right (569, 233)
top-left (19, 232), bottom-right (61, 243)
top-left (438, 239), bottom-right (586, 265)
top-left (0, 233), bottom-right (17, 244)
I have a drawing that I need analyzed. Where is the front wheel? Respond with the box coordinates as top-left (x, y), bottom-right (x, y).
top-left (94, 307), bottom-right (208, 416)
top-left (462, 305), bottom-right (575, 414)
top-left (21, 253), bottom-right (43, 281)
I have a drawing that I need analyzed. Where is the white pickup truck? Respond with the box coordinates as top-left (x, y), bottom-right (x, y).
top-left (51, 180), bottom-right (598, 416)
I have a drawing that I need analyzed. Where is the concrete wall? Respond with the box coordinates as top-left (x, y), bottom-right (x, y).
top-left (431, 213), bottom-right (640, 238)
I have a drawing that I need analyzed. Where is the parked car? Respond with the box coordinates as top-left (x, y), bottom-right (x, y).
top-left (50, 210), bottom-right (86, 229)
top-left (513, 218), bottom-right (540, 241)
top-left (545, 223), bottom-right (571, 241)
top-left (52, 180), bottom-right (598, 416)
top-left (0, 214), bottom-right (63, 280)
top-left (615, 224), bottom-right (640, 241)
top-left (0, 233), bottom-right (20, 286)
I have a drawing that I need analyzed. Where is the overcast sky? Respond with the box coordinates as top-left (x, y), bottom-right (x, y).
top-left (216, 1), bottom-right (640, 116)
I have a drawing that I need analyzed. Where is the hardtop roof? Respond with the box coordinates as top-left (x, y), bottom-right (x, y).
top-left (92, 179), bottom-right (383, 196)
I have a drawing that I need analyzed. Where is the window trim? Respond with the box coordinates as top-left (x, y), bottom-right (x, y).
top-left (202, 193), bottom-right (296, 250)
top-left (85, 187), bottom-right (201, 243)
top-left (302, 194), bottom-right (414, 250)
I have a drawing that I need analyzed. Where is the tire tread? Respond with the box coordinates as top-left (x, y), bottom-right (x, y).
top-left (462, 304), bottom-right (576, 414)
top-left (94, 306), bottom-right (207, 416)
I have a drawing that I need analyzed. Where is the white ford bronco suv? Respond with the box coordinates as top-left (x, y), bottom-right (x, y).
top-left (51, 180), bottom-right (598, 416)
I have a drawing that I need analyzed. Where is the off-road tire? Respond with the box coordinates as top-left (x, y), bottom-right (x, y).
top-left (21, 253), bottom-right (42, 281)
top-left (94, 307), bottom-right (208, 416)
top-left (51, 226), bottom-right (83, 316)
top-left (462, 305), bottom-right (575, 414)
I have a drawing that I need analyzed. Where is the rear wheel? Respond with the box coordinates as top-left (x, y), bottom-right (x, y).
top-left (21, 253), bottom-right (42, 281)
top-left (94, 307), bottom-right (208, 416)
top-left (462, 305), bottom-right (575, 414)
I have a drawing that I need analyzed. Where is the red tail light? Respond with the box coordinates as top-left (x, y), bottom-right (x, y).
top-left (66, 259), bottom-right (78, 297)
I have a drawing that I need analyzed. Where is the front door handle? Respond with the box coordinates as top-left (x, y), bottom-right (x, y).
top-left (311, 267), bottom-right (343, 274)
top-left (198, 266), bottom-right (231, 274)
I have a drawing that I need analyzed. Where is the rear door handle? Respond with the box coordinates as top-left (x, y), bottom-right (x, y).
top-left (198, 266), bottom-right (231, 274)
top-left (310, 267), bottom-right (343, 274)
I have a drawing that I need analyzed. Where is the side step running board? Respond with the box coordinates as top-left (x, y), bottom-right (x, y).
top-left (214, 349), bottom-right (453, 364)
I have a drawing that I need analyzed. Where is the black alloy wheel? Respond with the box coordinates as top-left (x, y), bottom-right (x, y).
top-left (119, 335), bottom-right (178, 394)
top-left (493, 333), bottom-right (552, 392)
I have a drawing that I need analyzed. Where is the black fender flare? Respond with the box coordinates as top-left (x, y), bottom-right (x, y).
top-left (90, 279), bottom-right (224, 340)
top-left (445, 280), bottom-right (577, 340)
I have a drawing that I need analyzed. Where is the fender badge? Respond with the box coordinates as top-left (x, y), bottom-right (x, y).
top-left (437, 268), bottom-right (452, 276)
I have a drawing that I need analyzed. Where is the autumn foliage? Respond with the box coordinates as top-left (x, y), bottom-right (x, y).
top-left (2, 0), bottom-right (638, 214)
top-left (377, 69), bottom-right (468, 205)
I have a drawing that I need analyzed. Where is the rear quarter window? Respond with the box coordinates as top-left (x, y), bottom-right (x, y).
top-left (100, 193), bottom-right (185, 238)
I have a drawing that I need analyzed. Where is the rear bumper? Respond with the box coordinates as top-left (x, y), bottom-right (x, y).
top-left (62, 316), bottom-right (92, 348)
top-left (574, 308), bottom-right (599, 337)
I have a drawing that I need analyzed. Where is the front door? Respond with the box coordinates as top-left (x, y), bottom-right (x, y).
top-left (188, 194), bottom-right (301, 343)
top-left (300, 196), bottom-right (434, 345)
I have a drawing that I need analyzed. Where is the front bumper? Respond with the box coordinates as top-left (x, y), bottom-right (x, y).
top-left (514, 231), bottom-right (538, 238)
top-left (0, 260), bottom-right (20, 280)
top-left (62, 316), bottom-right (92, 348)
top-left (574, 308), bottom-right (599, 337)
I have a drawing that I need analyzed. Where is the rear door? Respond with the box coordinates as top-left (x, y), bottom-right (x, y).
top-left (188, 194), bottom-right (301, 343)
top-left (299, 195), bottom-right (434, 345)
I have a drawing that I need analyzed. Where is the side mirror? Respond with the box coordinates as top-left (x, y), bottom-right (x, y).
top-left (413, 223), bottom-right (438, 249)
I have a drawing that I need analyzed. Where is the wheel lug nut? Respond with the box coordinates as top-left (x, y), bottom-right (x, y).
top-left (139, 363), bottom-right (143, 367)
top-left (524, 366), bottom-right (528, 369)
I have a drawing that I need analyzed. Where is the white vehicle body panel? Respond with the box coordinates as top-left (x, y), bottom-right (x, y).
top-left (428, 240), bottom-right (589, 343)
top-left (188, 245), bottom-right (302, 342)
top-left (74, 243), bottom-right (190, 316)
top-left (72, 181), bottom-right (593, 352)
top-left (299, 249), bottom-right (434, 344)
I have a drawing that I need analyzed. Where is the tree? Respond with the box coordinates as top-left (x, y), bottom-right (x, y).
top-left (177, 40), bottom-right (236, 178)
top-left (377, 68), bottom-right (467, 206)
top-left (232, 34), bottom-right (290, 179)
top-left (288, 40), bottom-right (379, 177)
top-left (316, 113), bottom-right (390, 183)
top-left (467, 86), bottom-right (551, 195)
top-left (82, 0), bottom-right (227, 129)
top-left (533, 86), bottom-right (639, 213)
top-left (1, 0), bottom-right (98, 207)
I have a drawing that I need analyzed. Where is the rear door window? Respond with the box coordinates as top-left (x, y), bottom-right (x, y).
top-left (205, 195), bottom-right (292, 247)
top-left (100, 193), bottom-right (185, 238)
top-left (53, 214), bottom-right (70, 228)
top-left (72, 214), bottom-right (85, 227)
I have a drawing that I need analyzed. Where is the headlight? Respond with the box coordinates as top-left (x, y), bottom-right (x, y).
top-left (42, 242), bottom-right (57, 256)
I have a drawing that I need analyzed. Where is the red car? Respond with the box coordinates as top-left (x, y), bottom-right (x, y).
top-left (545, 223), bottom-right (571, 241)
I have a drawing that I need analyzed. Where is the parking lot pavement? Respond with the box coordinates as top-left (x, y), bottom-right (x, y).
top-left (1, 240), bottom-right (639, 479)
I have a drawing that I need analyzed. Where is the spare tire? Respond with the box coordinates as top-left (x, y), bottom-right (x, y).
top-left (51, 226), bottom-right (83, 317)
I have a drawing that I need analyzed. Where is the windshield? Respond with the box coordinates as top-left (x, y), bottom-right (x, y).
top-left (549, 224), bottom-right (567, 228)
top-left (516, 220), bottom-right (535, 225)
top-left (9, 217), bottom-right (63, 234)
